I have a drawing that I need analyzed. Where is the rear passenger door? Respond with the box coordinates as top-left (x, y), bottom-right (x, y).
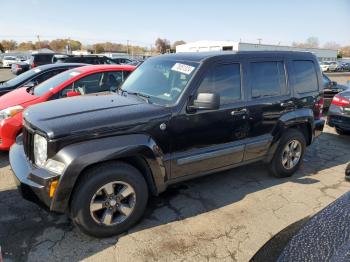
top-left (244, 58), bottom-right (291, 161)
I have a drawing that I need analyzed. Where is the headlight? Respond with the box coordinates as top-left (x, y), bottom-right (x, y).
top-left (45, 159), bottom-right (66, 175)
top-left (0, 105), bottom-right (24, 122)
top-left (34, 134), bottom-right (47, 167)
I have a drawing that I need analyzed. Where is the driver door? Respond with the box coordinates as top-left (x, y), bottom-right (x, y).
top-left (169, 62), bottom-right (249, 179)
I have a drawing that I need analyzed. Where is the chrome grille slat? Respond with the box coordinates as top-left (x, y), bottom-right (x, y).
top-left (22, 127), bottom-right (34, 163)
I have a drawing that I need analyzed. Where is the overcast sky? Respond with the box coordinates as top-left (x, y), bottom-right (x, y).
top-left (1, 0), bottom-right (349, 47)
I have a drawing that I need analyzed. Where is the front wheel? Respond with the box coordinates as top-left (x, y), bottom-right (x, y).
top-left (269, 129), bottom-right (306, 178)
top-left (70, 162), bottom-right (148, 238)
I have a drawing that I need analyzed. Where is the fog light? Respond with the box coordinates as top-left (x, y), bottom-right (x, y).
top-left (49, 180), bottom-right (58, 198)
top-left (45, 159), bottom-right (65, 174)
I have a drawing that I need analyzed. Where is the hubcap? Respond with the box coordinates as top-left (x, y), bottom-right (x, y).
top-left (282, 140), bottom-right (302, 170)
top-left (90, 181), bottom-right (136, 226)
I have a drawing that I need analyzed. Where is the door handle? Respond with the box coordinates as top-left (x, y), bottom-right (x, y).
top-left (280, 101), bottom-right (294, 107)
top-left (231, 108), bottom-right (247, 116)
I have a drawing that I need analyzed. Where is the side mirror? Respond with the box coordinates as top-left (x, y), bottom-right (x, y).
top-left (25, 81), bottom-right (36, 88)
top-left (67, 91), bottom-right (81, 97)
top-left (331, 81), bottom-right (337, 87)
top-left (190, 93), bottom-right (220, 110)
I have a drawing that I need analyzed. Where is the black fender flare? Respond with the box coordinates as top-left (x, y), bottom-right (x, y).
top-left (51, 134), bottom-right (167, 212)
top-left (264, 108), bottom-right (314, 163)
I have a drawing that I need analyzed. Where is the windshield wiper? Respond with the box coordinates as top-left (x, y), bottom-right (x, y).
top-left (120, 89), bottom-right (151, 103)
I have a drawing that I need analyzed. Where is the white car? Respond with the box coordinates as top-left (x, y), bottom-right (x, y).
top-left (2, 56), bottom-right (17, 68)
top-left (320, 62), bottom-right (338, 72)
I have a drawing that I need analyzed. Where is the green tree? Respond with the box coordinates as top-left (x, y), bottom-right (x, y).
top-left (93, 43), bottom-right (105, 53)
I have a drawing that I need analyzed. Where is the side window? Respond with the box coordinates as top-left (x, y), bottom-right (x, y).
top-left (59, 83), bottom-right (73, 98)
top-left (102, 71), bottom-right (123, 91)
top-left (105, 58), bottom-right (116, 64)
top-left (73, 73), bottom-right (103, 94)
top-left (197, 63), bottom-right (241, 105)
top-left (293, 60), bottom-right (318, 93)
top-left (33, 69), bottom-right (66, 85)
top-left (123, 70), bottom-right (131, 80)
top-left (34, 55), bottom-right (52, 63)
top-left (250, 61), bottom-right (287, 99)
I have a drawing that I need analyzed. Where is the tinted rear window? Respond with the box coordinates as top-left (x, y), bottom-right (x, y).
top-left (293, 60), bottom-right (318, 93)
top-left (34, 54), bottom-right (53, 63)
top-left (250, 61), bottom-right (287, 98)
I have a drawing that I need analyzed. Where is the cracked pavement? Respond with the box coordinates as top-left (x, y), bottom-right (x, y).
top-left (0, 126), bottom-right (349, 262)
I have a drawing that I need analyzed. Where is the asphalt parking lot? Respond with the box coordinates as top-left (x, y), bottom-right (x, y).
top-left (0, 69), bottom-right (350, 262)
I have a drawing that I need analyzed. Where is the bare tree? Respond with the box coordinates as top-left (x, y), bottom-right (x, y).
top-left (172, 40), bottom-right (186, 50)
top-left (340, 46), bottom-right (350, 57)
top-left (0, 40), bottom-right (17, 51)
top-left (155, 38), bottom-right (171, 53)
top-left (323, 41), bottom-right (341, 50)
top-left (17, 41), bottom-right (35, 51)
top-left (292, 37), bottom-right (319, 48)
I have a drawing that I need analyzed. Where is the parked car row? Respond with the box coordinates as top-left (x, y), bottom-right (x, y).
top-left (2, 53), bottom-right (140, 75)
top-left (1, 50), bottom-right (328, 238)
top-left (0, 64), bottom-right (135, 150)
top-left (319, 61), bottom-right (350, 72)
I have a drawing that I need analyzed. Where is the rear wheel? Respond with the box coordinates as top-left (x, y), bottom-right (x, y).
top-left (70, 162), bottom-right (148, 238)
top-left (269, 129), bottom-right (306, 178)
top-left (335, 127), bottom-right (350, 135)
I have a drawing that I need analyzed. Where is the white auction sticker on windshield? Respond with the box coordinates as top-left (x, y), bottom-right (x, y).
top-left (171, 63), bottom-right (195, 75)
top-left (34, 69), bottom-right (41, 73)
top-left (69, 72), bottom-right (81, 77)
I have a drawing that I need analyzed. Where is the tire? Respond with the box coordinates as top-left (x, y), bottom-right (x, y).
top-left (70, 161), bottom-right (148, 238)
top-left (335, 127), bottom-right (350, 135)
top-left (269, 129), bottom-right (306, 178)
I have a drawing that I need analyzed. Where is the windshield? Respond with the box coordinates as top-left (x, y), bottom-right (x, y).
top-left (4, 56), bottom-right (16, 60)
top-left (33, 69), bottom-right (82, 96)
top-left (121, 59), bottom-right (199, 105)
top-left (3, 68), bottom-right (41, 87)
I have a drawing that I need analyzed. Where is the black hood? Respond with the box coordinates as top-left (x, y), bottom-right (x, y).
top-left (24, 94), bottom-right (171, 139)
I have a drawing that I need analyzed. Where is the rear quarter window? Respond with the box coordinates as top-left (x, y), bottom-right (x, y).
top-left (293, 60), bottom-right (319, 93)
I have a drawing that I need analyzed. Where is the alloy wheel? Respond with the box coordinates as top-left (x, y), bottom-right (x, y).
top-left (89, 181), bottom-right (136, 226)
top-left (281, 140), bottom-right (302, 170)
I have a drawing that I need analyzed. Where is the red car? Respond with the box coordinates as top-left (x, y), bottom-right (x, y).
top-left (0, 64), bottom-right (135, 150)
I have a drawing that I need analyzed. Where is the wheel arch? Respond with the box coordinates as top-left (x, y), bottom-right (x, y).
top-left (50, 134), bottom-right (168, 213)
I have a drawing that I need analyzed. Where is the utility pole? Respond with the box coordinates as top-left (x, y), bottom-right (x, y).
top-left (257, 38), bottom-right (262, 45)
top-left (37, 35), bottom-right (41, 49)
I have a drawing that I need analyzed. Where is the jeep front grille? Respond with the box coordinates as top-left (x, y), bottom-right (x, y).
top-left (22, 127), bottom-right (35, 163)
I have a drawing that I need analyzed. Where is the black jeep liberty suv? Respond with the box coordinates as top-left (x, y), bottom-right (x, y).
top-left (10, 51), bottom-right (325, 237)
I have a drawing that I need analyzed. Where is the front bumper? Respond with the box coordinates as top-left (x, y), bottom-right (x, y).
top-left (9, 140), bottom-right (60, 210)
